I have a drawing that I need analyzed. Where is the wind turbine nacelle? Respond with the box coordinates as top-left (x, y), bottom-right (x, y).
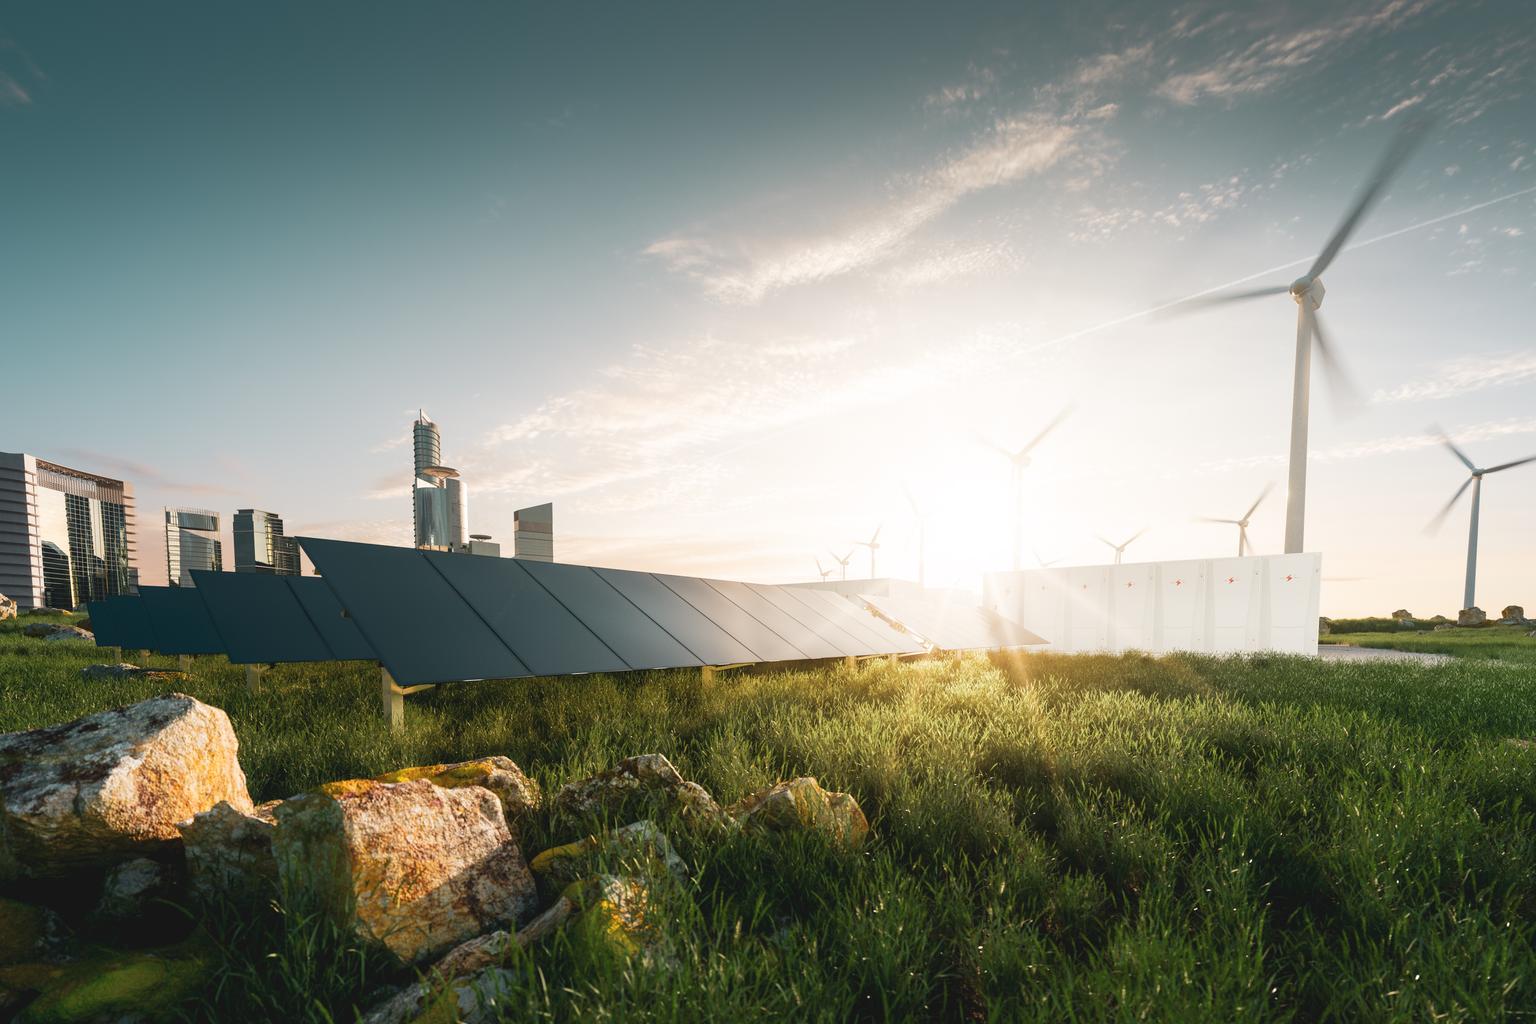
top-left (1289, 276), bottom-right (1324, 309)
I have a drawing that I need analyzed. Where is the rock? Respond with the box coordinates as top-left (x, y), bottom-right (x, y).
top-left (0, 694), bottom-right (253, 880)
top-left (530, 819), bottom-right (687, 898)
top-left (0, 945), bottom-right (209, 1023)
top-left (1457, 607), bottom-right (1487, 627)
top-left (1434, 624), bottom-right (1457, 632)
top-left (1317, 617), bottom-right (1331, 636)
top-left (42, 626), bottom-right (94, 643)
top-left (562, 873), bottom-right (674, 969)
top-left (1391, 609), bottom-right (1413, 620)
top-left (94, 857), bottom-right (186, 942)
top-left (372, 756), bottom-right (540, 828)
top-left (0, 593), bottom-right (15, 622)
top-left (0, 898), bottom-right (72, 967)
top-left (1507, 738), bottom-right (1535, 752)
top-left (554, 754), bottom-right (726, 827)
top-left (79, 664), bottom-right (185, 683)
top-left (21, 622), bottom-right (56, 638)
top-left (729, 777), bottom-right (870, 849)
top-left (178, 799), bottom-right (280, 906)
top-left (273, 778), bottom-right (536, 965)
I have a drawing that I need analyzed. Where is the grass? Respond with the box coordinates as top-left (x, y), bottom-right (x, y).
top-left (1321, 624), bottom-right (1536, 665)
top-left (4, 613), bottom-right (1536, 1021)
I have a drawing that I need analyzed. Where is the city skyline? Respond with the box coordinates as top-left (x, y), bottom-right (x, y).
top-left (2, 2), bottom-right (1533, 615)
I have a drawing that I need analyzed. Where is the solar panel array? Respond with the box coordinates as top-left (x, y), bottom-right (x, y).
top-left (136, 586), bottom-right (227, 656)
top-left (86, 595), bottom-right (158, 650)
top-left (192, 572), bottom-right (375, 664)
top-left (297, 537), bottom-right (927, 687)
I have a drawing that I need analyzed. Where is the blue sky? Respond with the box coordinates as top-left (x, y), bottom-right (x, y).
top-left (3, 1), bottom-right (1533, 616)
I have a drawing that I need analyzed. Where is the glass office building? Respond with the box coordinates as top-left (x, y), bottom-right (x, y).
top-left (165, 508), bottom-right (223, 586)
top-left (234, 509), bottom-right (299, 575)
top-left (513, 503), bottom-right (553, 562)
top-left (0, 453), bottom-right (137, 610)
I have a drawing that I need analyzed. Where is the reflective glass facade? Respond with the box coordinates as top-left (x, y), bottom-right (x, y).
top-left (234, 509), bottom-right (299, 575)
top-left (0, 454), bottom-right (136, 610)
top-left (166, 507), bottom-right (223, 586)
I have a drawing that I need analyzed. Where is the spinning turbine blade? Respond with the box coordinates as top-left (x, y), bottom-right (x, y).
top-left (1243, 483), bottom-right (1275, 522)
top-left (1164, 284), bottom-right (1289, 314)
top-left (1308, 116), bottom-right (1431, 280)
top-left (1432, 426), bottom-right (1477, 472)
top-left (1485, 453), bottom-right (1536, 474)
top-left (1019, 406), bottom-right (1074, 457)
top-left (870, 524), bottom-right (883, 544)
top-left (1308, 310), bottom-right (1364, 413)
top-left (1124, 527), bottom-right (1149, 546)
top-left (1425, 476), bottom-right (1474, 534)
top-left (1197, 517), bottom-right (1242, 524)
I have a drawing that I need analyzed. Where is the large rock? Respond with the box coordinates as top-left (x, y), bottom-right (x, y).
top-left (728, 777), bottom-right (870, 849)
top-left (178, 799), bottom-right (280, 905)
top-left (554, 754), bottom-right (726, 826)
top-left (0, 694), bottom-right (253, 880)
top-left (273, 778), bottom-right (536, 965)
top-left (372, 756), bottom-right (540, 828)
top-left (42, 626), bottom-right (94, 643)
top-left (94, 856), bottom-right (187, 942)
top-left (1457, 606), bottom-right (1487, 627)
top-left (1390, 609), bottom-right (1413, 620)
top-left (1317, 617), bottom-right (1331, 636)
top-left (0, 593), bottom-right (15, 622)
top-left (530, 819), bottom-right (686, 898)
top-left (562, 874), bottom-right (674, 970)
top-left (1499, 605), bottom-right (1526, 624)
top-left (0, 898), bottom-right (72, 967)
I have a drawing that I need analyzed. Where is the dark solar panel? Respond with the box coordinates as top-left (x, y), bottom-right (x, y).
top-left (522, 563), bottom-right (702, 670)
top-left (298, 538), bottom-right (530, 686)
top-left (781, 587), bottom-right (923, 655)
top-left (654, 574), bottom-right (807, 663)
top-left (593, 568), bottom-right (755, 666)
top-left (85, 596), bottom-right (145, 649)
top-left (137, 586), bottom-right (227, 656)
top-left (746, 583), bottom-right (868, 658)
top-left (706, 580), bottom-right (846, 659)
top-left (192, 571), bottom-right (334, 664)
top-left (426, 551), bottom-right (630, 676)
top-left (286, 577), bottom-right (375, 661)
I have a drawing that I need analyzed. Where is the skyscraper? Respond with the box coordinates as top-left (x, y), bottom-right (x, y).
top-left (165, 508), bottom-right (222, 586)
top-left (0, 452), bottom-right (137, 610)
top-left (514, 503), bottom-right (553, 562)
top-left (234, 509), bottom-right (299, 575)
top-left (412, 411), bottom-right (468, 551)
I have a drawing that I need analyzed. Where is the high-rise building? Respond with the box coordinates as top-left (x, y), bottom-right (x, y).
top-left (411, 411), bottom-right (469, 552)
top-left (514, 503), bottom-right (553, 562)
top-left (165, 508), bottom-right (222, 586)
top-left (0, 453), bottom-right (137, 610)
top-left (234, 509), bottom-right (299, 575)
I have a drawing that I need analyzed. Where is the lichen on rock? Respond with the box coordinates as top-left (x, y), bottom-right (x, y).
top-left (553, 753), bottom-right (726, 828)
top-left (178, 799), bottom-right (281, 906)
top-left (729, 777), bottom-right (870, 849)
top-left (530, 819), bottom-right (687, 898)
top-left (372, 756), bottom-right (540, 827)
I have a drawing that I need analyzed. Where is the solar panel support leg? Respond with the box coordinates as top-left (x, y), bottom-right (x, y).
top-left (246, 664), bottom-right (265, 693)
top-left (700, 665), bottom-right (716, 685)
top-left (381, 666), bottom-right (405, 733)
top-left (179, 655), bottom-right (192, 675)
top-left (843, 656), bottom-right (858, 670)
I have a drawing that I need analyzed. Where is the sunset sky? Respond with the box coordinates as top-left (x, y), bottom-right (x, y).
top-left (3, 1), bottom-right (1533, 617)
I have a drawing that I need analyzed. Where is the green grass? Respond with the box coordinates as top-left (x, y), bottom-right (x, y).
top-left (1321, 624), bottom-right (1536, 665)
top-left (4, 615), bottom-right (1536, 1022)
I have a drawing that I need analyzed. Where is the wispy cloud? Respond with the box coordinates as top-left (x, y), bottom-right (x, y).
top-left (1374, 352), bottom-right (1536, 404)
top-left (877, 239), bottom-right (1019, 289)
top-left (0, 39), bottom-right (45, 107)
top-left (645, 115), bottom-right (1087, 303)
top-left (925, 64), bottom-right (997, 111)
top-left (53, 449), bottom-right (241, 496)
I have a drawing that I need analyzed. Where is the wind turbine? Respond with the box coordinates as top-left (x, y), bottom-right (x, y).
top-left (1171, 117), bottom-right (1429, 555)
top-left (853, 525), bottom-right (883, 579)
top-left (1033, 549), bottom-right (1062, 568)
top-left (828, 548), bottom-right (854, 582)
top-left (1426, 427), bottom-right (1536, 611)
top-left (814, 557), bottom-right (834, 583)
top-left (1098, 528), bottom-right (1148, 566)
top-left (1197, 484), bottom-right (1274, 557)
top-left (985, 407), bottom-right (1072, 571)
top-left (903, 486), bottom-right (926, 588)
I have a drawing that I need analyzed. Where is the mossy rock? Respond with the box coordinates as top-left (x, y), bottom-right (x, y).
top-left (728, 777), bottom-right (870, 849)
top-left (529, 820), bottom-right (686, 901)
top-left (5, 945), bottom-right (207, 1024)
top-left (0, 899), bottom-right (50, 965)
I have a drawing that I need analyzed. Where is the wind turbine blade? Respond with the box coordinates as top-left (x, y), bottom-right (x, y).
top-left (1484, 453), bottom-right (1536, 474)
top-left (1431, 425), bottom-right (1477, 472)
top-left (871, 523), bottom-right (883, 544)
top-left (1125, 527), bottom-right (1149, 546)
top-left (902, 485), bottom-right (920, 517)
top-left (1161, 284), bottom-right (1289, 316)
top-left (1243, 482), bottom-right (1276, 522)
top-left (1424, 476), bottom-right (1474, 534)
top-left (975, 431), bottom-right (1013, 459)
top-left (1307, 116), bottom-right (1431, 279)
top-left (1196, 517), bottom-right (1241, 524)
top-left (1308, 310), bottom-right (1364, 415)
top-left (1097, 536), bottom-right (1115, 549)
top-left (1019, 406), bottom-right (1074, 457)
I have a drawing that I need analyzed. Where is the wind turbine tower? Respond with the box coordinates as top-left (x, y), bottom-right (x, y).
top-left (1427, 429), bottom-right (1536, 610)
top-left (987, 408), bottom-right (1072, 572)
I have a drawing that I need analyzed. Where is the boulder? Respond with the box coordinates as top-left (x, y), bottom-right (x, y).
top-left (562, 874), bottom-right (673, 969)
top-left (178, 799), bottom-right (280, 906)
top-left (1434, 624), bottom-right (1457, 632)
top-left (728, 777), bottom-right (870, 849)
top-left (1318, 617), bottom-right (1331, 636)
top-left (1391, 609), bottom-right (1413, 620)
top-left (42, 626), bottom-right (94, 643)
top-left (273, 778), bottom-right (536, 965)
top-left (554, 754), bottom-right (726, 827)
top-left (21, 622), bottom-right (56, 638)
top-left (1498, 605), bottom-right (1526, 624)
top-left (530, 819), bottom-right (686, 897)
top-left (372, 756), bottom-right (540, 828)
top-left (94, 857), bottom-right (186, 940)
top-left (0, 694), bottom-right (253, 880)
top-left (0, 898), bottom-right (72, 967)
top-left (80, 664), bottom-right (185, 683)
top-left (0, 593), bottom-right (15, 622)
top-left (1457, 606), bottom-right (1487, 627)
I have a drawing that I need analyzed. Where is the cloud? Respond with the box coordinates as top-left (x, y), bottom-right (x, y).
top-left (877, 239), bottom-right (1019, 289)
top-left (0, 73), bottom-right (28, 106)
top-left (646, 116), bottom-right (1086, 303)
top-left (52, 449), bottom-right (241, 496)
top-left (1374, 352), bottom-right (1536, 404)
top-left (0, 39), bottom-right (45, 107)
top-left (925, 64), bottom-right (997, 110)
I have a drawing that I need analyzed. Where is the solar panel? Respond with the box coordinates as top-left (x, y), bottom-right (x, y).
top-left (287, 577), bottom-right (375, 660)
top-left (514, 562), bottom-right (701, 670)
top-left (192, 571), bottom-right (334, 664)
top-left (590, 567), bottom-right (752, 667)
top-left (297, 538), bottom-right (529, 686)
top-left (426, 551), bottom-right (630, 676)
top-left (780, 586), bottom-right (923, 656)
top-left (85, 596), bottom-right (152, 650)
top-left (711, 581), bottom-right (847, 659)
top-left (861, 593), bottom-right (1045, 651)
top-left (652, 573), bottom-right (807, 662)
top-left (137, 586), bottom-right (227, 656)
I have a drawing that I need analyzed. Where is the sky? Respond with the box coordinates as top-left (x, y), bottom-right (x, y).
top-left (2, 0), bottom-right (1533, 617)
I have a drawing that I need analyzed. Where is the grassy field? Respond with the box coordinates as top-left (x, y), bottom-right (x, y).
top-left (1321, 624), bottom-right (1536, 665)
top-left (4, 613), bottom-right (1536, 1022)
